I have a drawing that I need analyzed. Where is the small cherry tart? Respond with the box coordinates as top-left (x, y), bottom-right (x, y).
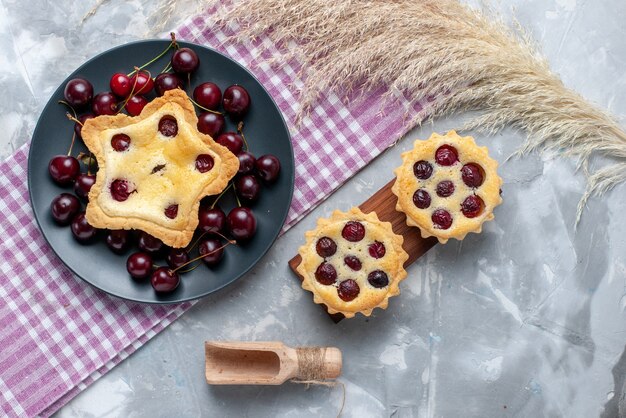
top-left (392, 130), bottom-right (503, 243)
top-left (297, 207), bottom-right (408, 318)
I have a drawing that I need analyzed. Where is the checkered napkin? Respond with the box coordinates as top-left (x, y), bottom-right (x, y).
top-left (0, 10), bottom-right (431, 418)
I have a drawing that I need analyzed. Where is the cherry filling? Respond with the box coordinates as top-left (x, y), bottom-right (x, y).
top-left (338, 279), bottom-right (360, 301)
top-left (344, 256), bottom-right (362, 271)
top-left (432, 209), bottom-right (453, 229)
top-left (461, 163), bottom-right (485, 188)
top-left (342, 221), bottom-right (365, 242)
top-left (368, 241), bottom-right (386, 258)
top-left (110, 179), bottom-right (135, 201)
top-left (316, 237), bottom-right (337, 258)
top-left (413, 160), bottom-right (433, 180)
top-left (315, 262), bottom-right (337, 285)
top-left (164, 204), bottom-right (179, 219)
top-left (436, 180), bottom-right (455, 198)
top-left (435, 144), bottom-right (459, 166)
top-left (413, 189), bottom-right (431, 209)
top-left (158, 115), bottom-right (178, 137)
top-left (368, 270), bottom-right (389, 288)
top-left (195, 154), bottom-right (214, 173)
top-left (111, 133), bottom-right (131, 151)
top-left (461, 195), bottom-right (484, 218)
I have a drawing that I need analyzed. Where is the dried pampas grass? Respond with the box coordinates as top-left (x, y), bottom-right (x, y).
top-left (210, 0), bottom-right (626, 223)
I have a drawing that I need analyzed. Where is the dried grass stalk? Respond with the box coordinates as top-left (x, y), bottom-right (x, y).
top-left (209, 0), bottom-right (626, 223)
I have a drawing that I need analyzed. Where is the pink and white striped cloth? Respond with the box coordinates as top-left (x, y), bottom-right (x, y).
top-left (0, 9), bottom-right (431, 418)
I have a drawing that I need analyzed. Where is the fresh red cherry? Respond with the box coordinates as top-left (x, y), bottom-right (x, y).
top-left (342, 221), bottom-right (365, 242)
top-left (171, 48), bottom-right (200, 74)
top-left (92, 92), bottom-right (117, 116)
top-left (216, 132), bottom-right (244, 155)
top-left (315, 237), bottom-right (337, 258)
top-left (74, 114), bottom-right (95, 140)
top-left (48, 155), bottom-right (80, 185)
top-left (198, 238), bottom-right (225, 266)
top-left (227, 207), bottom-right (257, 240)
top-left (158, 115), bottom-right (178, 137)
top-left (461, 163), bottom-right (485, 188)
top-left (126, 252), bottom-right (153, 279)
top-left (164, 204), bottom-right (178, 219)
top-left (197, 112), bottom-right (225, 137)
top-left (193, 82), bottom-right (222, 110)
top-left (237, 152), bottom-right (256, 175)
top-left (167, 248), bottom-right (190, 269)
top-left (255, 155), bottom-right (281, 183)
top-left (412, 189), bottom-right (431, 209)
top-left (195, 154), bottom-right (214, 173)
top-left (315, 262), bottom-right (337, 285)
top-left (138, 231), bottom-right (164, 254)
top-left (436, 180), bottom-right (455, 198)
top-left (64, 78), bottom-right (93, 109)
top-left (129, 71), bottom-right (154, 95)
top-left (338, 279), bottom-right (360, 301)
top-left (368, 241), bottom-right (386, 259)
top-left (435, 144), bottom-right (459, 166)
top-left (70, 212), bottom-right (97, 242)
top-left (367, 270), bottom-right (389, 288)
top-left (432, 209), bottom-right (453, 229)
top-left (111, 133), bottom-right (131, 151)
top-left (198, 206), bottom-right (226, 234)
top-left (110, 73), bottom-right (132, 98)
top-left (125, 95), bottom-right (148, 116)
top-left (110, 179), bottom-right (135, 201)
top-left (50, 193), bottom-right (80, 225)
top-left (222, 85), bottom-right (250, 118)
top-left (151, 267), bottom-right (180, 293)
top-left (154, 73), bottom-right (183, 96)
top-left (461, 195), bottom-right (484, 218)
top-left (344, 256), bottom-right (362, 271)
top-left (106, 230), bottom-right (130, 254)
top-left (235, 175), bottom-right (261, 203)
top-left (74, 173), bottom-right (96, 200)
top-left (413, 160), bottom-right (433, 180)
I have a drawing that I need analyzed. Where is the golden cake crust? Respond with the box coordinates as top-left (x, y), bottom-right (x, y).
top-left (391, 130), bottom-right (502, 243)
top-left (82, 89), bottom-right (239, 248)
top-left (297, 207), bottom-right (409, 318)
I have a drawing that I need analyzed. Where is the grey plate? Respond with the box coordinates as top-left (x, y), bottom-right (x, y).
top-left (28, 40), bottom-right (294, 304)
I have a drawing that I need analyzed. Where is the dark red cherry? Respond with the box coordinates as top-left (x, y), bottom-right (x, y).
top-left (48, 155), bottom-right (80, 185)
top-left (164, 204), bottom-right (178, 219)
top-left (75, 114), bottom-right (95, 140)
top-left (461, 163), bottom-right (485, 188)
top-left (412, 189), bottom-right (431, 209)
top-left (435, 144), bottom-right (459, 166)
top-left (227, 207), bottom-right (257, 240)
top-left (342, 221), bottom-right (365, 242)
top-left (195, 154), bottom-right (214, 173)
top-left (216, 132), bottom-right (244, 155)
top-left (167, 248), bottom-right (190, 269)
top-left (255, 155), bottom-right (281, 183)
top-left (74, 173), bottom-right (96, 200)
top-left (70, 212), bottom-right (97, 242)
top-left (344, 256), bottom-right (362, 271)
top-left (125, 95), bottom-right (148, 116)
top-left (138, 231), bottom-right (164, 254)
top-left (129, 71), bottom-right (154, 95)
top-left (158, 115), bottom-right (178, 137)
top-left (368, 241), bottom-right (386, 259)
top-left (110, 73), bottom-right (132, 98)
top-left (338, 279), bottom-right (360, 301)
top-left (110, 179), bottom-right (134, 201)
top-left (461, 195), bottom-right (484, 218)
top-left (198, 206), bottom-right (226, 234)
top-left (111, 133), bottom-right (131, 151)
top-left (432, 209), bottom-right (453, 229)
top-left (413, 160), bottom-right (433, 180)
top-left (237, 152), bottom-right (256, 175)
top-left (64, 78), bottom-right (93, 108)
top-left (222, 85), bottom-right (250, 118)
top-left (197, 112), bottom-right (225, 137)
top-left (154, 73), bottom-right (183, 96)
top-left (199, 238), bottom-right (225, 266)
top-left (367, 270), bottom-right (389, 288)
top-left (315, 262), bottom-right (337, 285)
top-left (193, 82), bottom-right (222, 110)
top-left (106, 230), bottom-right (130, 253)
top-left (235, 175), bottom-right (261, 203)
top-left (92, 92), bottom-right (117, 116)
top-left (127, 252), bottom-right (153, 280)
top-left (315, 237), bottom-right (337, 258)
top-left (171, 48), bottom-right (199, 74)
top-left (50, 193), bottom-right (80, 225)
top-left (436, 180), bottom-right (455, 198)
top-left (151, 267), bottom-right (180, 293)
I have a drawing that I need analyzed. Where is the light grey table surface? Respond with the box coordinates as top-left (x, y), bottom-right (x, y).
top-left (1, 0), bottom-right (625, 417)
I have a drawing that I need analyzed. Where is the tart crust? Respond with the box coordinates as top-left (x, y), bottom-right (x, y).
top-left (391, 130), bottom-right (502, 243)
top-left (82, 89), bottom-right (239, 248)
top-left (297, 207), bottom-right (409, 318)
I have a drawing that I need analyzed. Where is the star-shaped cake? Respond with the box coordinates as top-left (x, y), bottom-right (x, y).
top-left (81, 89), bottom-right (239, 248)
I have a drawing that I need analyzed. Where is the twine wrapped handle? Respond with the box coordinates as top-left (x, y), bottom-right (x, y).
top-left (294, 347), bottom-right (341, 381)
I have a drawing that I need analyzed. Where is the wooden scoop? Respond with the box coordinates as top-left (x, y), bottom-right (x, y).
top-left (205, 341), bottom-right (342, 385)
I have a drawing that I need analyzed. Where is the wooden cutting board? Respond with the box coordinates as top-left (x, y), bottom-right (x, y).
top-left (288, 179), bottom-right (438, 322)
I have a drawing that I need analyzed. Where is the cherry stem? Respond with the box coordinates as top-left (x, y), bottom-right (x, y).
top-left (159, 60), bottom-right (173, 75)
top-left (67, 132), bottom-right (77, 156)
top-left (210, 183), bottom-right (233, 209)
top-left (117, 68), bottom-right (143, 114)
top-left (188, 96), bottom-right (222, 115)
top-left (170, 32), bottom-right (178, 49)
top-left (58, 100), bottom-right (78, 119)
top-left (237, 121), bottom-right (250, 151)
top-left (171, 240), bottom-right (236, 273)
top-left (65, 112), bottom-right (81, 125)
top-left (128, 37), bottom-right (175, 77)
top-left (232, 183), bottom-right (242, 207)
top-left (186, 230), bottom-right (210, 252)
